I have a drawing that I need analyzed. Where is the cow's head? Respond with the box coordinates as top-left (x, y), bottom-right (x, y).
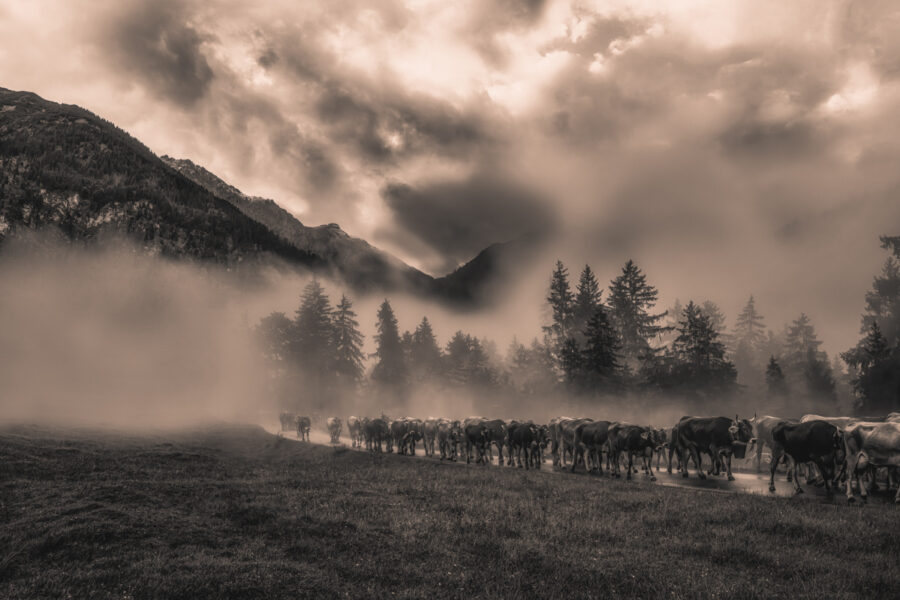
top-left (730, 416), bottom-right (753, 443)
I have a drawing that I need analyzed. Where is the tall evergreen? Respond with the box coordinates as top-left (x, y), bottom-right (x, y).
top-left (293, 279), bottom-right (334, 373)
top-left (572, 265), bottom-right (602, 342)
top-left (332, 295), bottom-right (365, 384)
top-left (783, 313), bottom-right (835, 402)
top-left (734, 295), bottom-right (766, 348)
top-left (843, 321), bottom-right (900, 413)
top-left (544, 260), bottom-right (575, 343)
top-left (607, 260), bottom-right (667, 362)
top-left (372, 299), bottom-right (407, 386)
top-left (410, 316), bottom-right (443, 381)
top-left (669, 301), bottom-right (737, 396)
top-left (580, 305), bottom-right (622, 391)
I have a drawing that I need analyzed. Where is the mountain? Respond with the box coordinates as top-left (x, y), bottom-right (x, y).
top-left (160, 156), bottom-right (433, 293)
top-left (0, 86), bottom-right (534, 304)
top-left (0, 87), bottom-right (320, 270)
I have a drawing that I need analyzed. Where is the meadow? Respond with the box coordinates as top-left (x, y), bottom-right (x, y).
top-left (1, 424), bottom-right (897, 599)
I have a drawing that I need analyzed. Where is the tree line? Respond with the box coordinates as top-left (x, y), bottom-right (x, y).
top-left (257, 234), bottom-right (900, 416)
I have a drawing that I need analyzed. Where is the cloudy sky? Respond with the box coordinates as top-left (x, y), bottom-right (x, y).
top-left (2, 0), bottom-right (900, 353)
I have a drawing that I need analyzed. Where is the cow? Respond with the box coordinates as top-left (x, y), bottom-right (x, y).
top-left (364, 418), bottom-right (390, 453)
top-left (507, 421), bottom-right (543, 470)
top-left (608, 423), bottom-right (658, 480)
top-left (279, 411), bottom-right (296, 431)
top-left (347, 416), bottom-right (362, 448)
top-left (479, 419), bottom-right (508, 465)
top-left (652, 428), bottom-right (669, 472)
top-left (296, 416), bottom-right (311, 442)
top-left (464, 420), bottom-right (490, 465)
top-left (402, 419), bottom-right (425, 456)
top-left (887, 412), bottom-right (900, 423)
top-left (423, 418), bottom-right (440, 457)
top-left (573, 421), bottom-right (612, 474)
top-left (750, 415), bottom-right (797, 477)
top-left (844, 422), bottom-right (900, 504)
top-left (327, 417), bottom-right (342, 443)
top-left (548, 416), bottom-right (574, 468)
top-left (437, 419), bottom-right (461, 461)
top-left (770, 420), bottom-right (845, 496)
top-left (555, 417), bottom-right (593, 470)
top-left (389, 418), bottom-right (410, 454)
top-left (676, 416), bottom-right (753, 481)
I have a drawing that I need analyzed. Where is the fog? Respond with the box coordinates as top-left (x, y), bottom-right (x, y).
top-left (0, 228), bottom-right (853, 432)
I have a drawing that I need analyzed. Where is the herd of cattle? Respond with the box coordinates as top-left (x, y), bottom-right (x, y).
top-left (278, 411), bottom-right (900, 503)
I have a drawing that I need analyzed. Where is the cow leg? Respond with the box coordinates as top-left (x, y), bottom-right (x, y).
top-left (768, 446), bottom-right (781, 492)
top-left (791, 460), bottom-right (803, 495)
top-left (692, 448), bottom-right (706, 479)
top-left (626, 452), bottom-right (634, 481)
top-left (725, 452), bottom-right (735, 481)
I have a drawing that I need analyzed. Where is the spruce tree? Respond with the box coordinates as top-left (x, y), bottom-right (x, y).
top-left (607, 260), bottom-right (667, 362)
top-left (372, 299), bottom-right (407, 386)
top-left (332, 295), bottom-right (365, 384)
top-left (843, 322), bottom-right (900, 413)
top-left (544, 260), bottom-right (575, 345)
top-left (581, 305), bottom-right (621, 392)
top-left (293, 279), bottom-right (334, 372)
top-left (572, 265), bottom-right (602, 342)
top-left (410, 316), bottom-right (442, 380)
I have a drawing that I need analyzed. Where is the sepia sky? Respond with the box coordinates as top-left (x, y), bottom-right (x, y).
top-left (2, 0), bottom-right (900, 353)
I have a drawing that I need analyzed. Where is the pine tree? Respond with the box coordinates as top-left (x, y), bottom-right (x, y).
top-left (372, 299), bottom-right (407, 386)
top-left (607, 259), bottom-right (667, 362)
top-left (842, 322), bottom-right (900, 413)
top-left (734, 295), bottom-right (766, 348)
top-left (544, 260), bottom-right (575, 348)
top-left (862, 255), bottom-right (900, 346)
top-left (410, 317), bottom-right (443, 380)
top-left (293, 279), bottom-right (334, 372)
top-left (572, 265), bottom-right (602, 342)
top-left (670, 301), bottom-right (737, 396)
top-left (256, 311), bottom-right (293, 369)
top-left (332, 295), bottom-right (365, 384)
top-left (580, 305), bottom-right (622, 392)
top-left (292, 279), bottom-right (336, 405)
top-left (765, 356), bottom-right (788, 398)
top-left (784, 313), bottom-right (825, 369)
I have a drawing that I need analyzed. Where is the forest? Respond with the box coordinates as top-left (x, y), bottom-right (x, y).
top-left (257, 234), bottom-right (900, 420)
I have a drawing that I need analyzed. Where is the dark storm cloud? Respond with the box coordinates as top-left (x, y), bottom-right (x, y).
top-left (97, 0), bottom-right (213, 107)
top-left (465, 0), bottom-right (549, 66)
top-left (381, 175), bottom-right (554, 271)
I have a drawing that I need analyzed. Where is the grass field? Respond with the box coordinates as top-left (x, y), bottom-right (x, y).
top-left (1, 424), bottom-right (897, 599)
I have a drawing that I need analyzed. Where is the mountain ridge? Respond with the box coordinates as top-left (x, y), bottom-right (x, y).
top-left (0, 86), bottom-right (534, 305)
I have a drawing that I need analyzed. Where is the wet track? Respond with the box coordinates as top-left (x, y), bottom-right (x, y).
top-left (270, 425), bottom-right (895, 505)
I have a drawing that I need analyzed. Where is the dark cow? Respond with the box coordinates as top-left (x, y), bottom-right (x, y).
top-left (676, 416), bottom-right (753, 481)
top-left (403, 419), bottom-right (425, 455)
top-left (508, 421), bottom-right (544, 470)
top-left (279, 411), bottom-right (296, 431)
top-left (296, 416), bottom-right (312, 441)
top-left (389, 418), bottom-right (410, 454)
top-left (437, 419), bottom-right (461, 461)
top-left (480, 419), bottom-right (508, 465)
top-left (770, 420), bottom-right (844, 496)
top-left (843, 422), bottom-right (900, 504)
top-left (327, 417), bottom-right (342, 443)
top-left (464, 420), bottom-right (490, 465)
top-left (609, 423), bottom-right (657, 480)
top-left (573, 421), bottom-right (612, 474)
top-left (364, 418), bottom-right (390, 453)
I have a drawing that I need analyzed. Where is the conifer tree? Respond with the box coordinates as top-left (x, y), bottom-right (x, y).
top-left (372, 299), bottom-right (407, 386)
top-left (572, 265), bottom-right (602, 342)
top-left (332, 295), bottom-right (365, 384)
top-left (607, 259), bottom-right (667, 362)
